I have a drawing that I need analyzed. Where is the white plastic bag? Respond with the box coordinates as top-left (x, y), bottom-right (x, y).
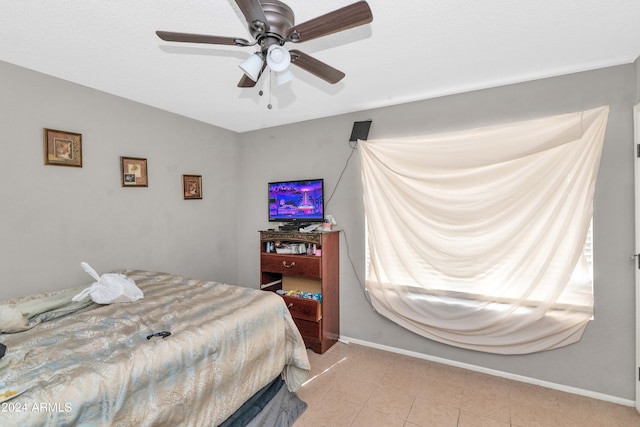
top-left (72, 262), bottom-right (143, 304)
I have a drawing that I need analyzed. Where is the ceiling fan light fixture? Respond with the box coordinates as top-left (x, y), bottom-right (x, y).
top-left (275, 69), bottom-right (294, 85)
top-left (239, 53), bottom-right (264, 82)
top-left (266, 45), bottom-right (291, 72)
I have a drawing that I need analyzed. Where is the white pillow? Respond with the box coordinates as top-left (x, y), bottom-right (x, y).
top-left (0, 305), bottom-right (28, 333)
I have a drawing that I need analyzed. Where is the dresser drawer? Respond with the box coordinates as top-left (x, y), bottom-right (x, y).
top-left (261, 254), bottom-right (321, 278)
top-left (293, 318), bottom-right (321, 340)
top-left (282, 296), bottom-right (321, 322)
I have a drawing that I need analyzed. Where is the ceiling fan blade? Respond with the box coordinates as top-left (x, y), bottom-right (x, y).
top-left (237, 61), bottom-right (267, 87)
top-left (156, 31), bottom-right (250, 46)
top-left (238, 74), bottom-right (258, 88)
top-left (235, 0), bottom-right (270, 32)
top-left (286, 1), bottom-right (373, 43)
top-left (289, 50), bottom-right (345, 84)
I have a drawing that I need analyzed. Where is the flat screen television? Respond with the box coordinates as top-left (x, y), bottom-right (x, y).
top-left (268, 179), bottom-right (324, 223)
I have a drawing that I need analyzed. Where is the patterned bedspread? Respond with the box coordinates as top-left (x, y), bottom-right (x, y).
top-left (0, 270), bottom-right (310, 426)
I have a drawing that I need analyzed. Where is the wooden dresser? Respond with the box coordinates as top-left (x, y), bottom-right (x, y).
top-left (259, 230), bottom-right (339, 353)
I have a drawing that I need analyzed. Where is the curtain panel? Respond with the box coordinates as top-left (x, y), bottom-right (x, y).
top-left (360, 106), bottom-right (609, 354)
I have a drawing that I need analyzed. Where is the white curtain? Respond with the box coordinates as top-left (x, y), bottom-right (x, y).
top-left (360, 106), bottom-right (609, 354)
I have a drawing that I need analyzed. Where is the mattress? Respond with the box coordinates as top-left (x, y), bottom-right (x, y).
top-left (0, 269), bottom-right (310, 426)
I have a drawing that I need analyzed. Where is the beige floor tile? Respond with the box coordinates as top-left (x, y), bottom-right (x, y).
top-left (510, 399), bottom-right (584, 427)
top-left (414, 377), bottom-right (464, 408)
top-left (351, 407), bottom-right (405, 427)
top-left (382, 356), bottom-right (432, 396)
top-left (459, 388), bottom-right (510, 423)
top-left (462, 370), bottom-right (511, 398)
top-left (353, 345), bottom-right (399, 364)
top-left (389, 353), bottom-right (432, 373)
top-left (295, 392), bottom-right (361, 427)
top-left (338, 355), bottom-right (390, 385)
top-left (425, 362), bottom-right (469, 385)
top-left (458, 411), bottom-right (510, 427)
top-left (554, 391), bottom-right (640, 426)
top-left (406, 398), bottom-right (460, 427)
top-left (296, 384), bottom-right (330, 414)
top-left (297, 367), bottom-right (341, 412)
top-left (305, 347), bottom-right (349, 378)
top-left (379, 368), bottom-right (427, 397)
top-left (508, 381), bottom-right (561, 411)
top-left (363, 384), bottom-right (415, 420)
top-left (330, 376), bottom-right (378, 407)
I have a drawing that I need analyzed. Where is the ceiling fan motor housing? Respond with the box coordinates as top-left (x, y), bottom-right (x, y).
top-left (251, 0), bottom-right (295, 50)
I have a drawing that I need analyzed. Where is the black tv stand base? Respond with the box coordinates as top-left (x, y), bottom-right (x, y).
top-left (278, 223), bottom-right (310, 231)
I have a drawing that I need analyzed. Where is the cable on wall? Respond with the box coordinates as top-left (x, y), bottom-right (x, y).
top-left (325, 120), bottom-right (372, 209)
top-left (325, 120), bottom-right (374, 307)
top-left (324, 142), bottom-right (358, 210)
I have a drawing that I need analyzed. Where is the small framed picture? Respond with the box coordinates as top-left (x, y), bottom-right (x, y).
top-left (120, 157), bottom-right (148, 187)
top-left (44, 128), bottom-right (82, 167)
top-left (183, 175), bottom-right (202, 200)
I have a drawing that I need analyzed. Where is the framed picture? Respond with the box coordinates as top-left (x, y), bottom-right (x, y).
top-left (44, 128), bottom-right (82, 167)
top-left (183, 175), bottom-right (202, 200)
top-left (120, 157), bottom-right (148, 187)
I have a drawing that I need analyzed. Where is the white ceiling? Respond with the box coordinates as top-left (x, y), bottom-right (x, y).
top-left (2, 1), bottom-right (640, 133)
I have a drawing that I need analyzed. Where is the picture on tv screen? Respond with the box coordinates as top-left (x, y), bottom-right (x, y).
top-left (269, 179), bottom-right (324, 222)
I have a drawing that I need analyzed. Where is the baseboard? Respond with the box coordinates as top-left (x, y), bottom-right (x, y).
top-left (339, 335), bottom-right (635, 408)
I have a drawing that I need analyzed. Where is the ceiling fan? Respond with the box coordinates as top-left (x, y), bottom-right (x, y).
top-left (156, 0), bottom-right (373, 87)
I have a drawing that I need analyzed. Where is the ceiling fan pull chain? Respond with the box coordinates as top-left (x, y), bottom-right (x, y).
top-left (268, 70), bottom-right (273, 110)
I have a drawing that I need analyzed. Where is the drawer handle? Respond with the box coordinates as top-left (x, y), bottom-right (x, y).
top-left (282, 261), bottom-right (296, 268)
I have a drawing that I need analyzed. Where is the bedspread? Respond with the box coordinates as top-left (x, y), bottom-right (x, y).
top-left (0, 270), bottom-right (310, 426)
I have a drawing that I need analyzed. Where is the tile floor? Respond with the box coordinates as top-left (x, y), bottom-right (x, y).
top-left (294, 342), bottom-right (640, 427)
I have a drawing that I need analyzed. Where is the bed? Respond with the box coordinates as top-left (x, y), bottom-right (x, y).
top-left (0, 269), bottom-right (310, 426)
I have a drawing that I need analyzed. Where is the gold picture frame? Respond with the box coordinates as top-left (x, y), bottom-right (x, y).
top-left (44, 128), bottom-right (82, 167)
top-left (120, 157), bottom-right (148, 187)
top-left (183, 175), bottom-right (202, 200)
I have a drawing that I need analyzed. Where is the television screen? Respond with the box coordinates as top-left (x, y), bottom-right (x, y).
top-left (269, 179), bottom-right (324, 222)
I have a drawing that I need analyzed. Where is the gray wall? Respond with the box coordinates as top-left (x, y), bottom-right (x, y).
top-left (237, 64), bottom-right (637, 400)
top-left (0, 60), bottom-right (240, 299)
top-left (636, 56), bottom-right (640, 103)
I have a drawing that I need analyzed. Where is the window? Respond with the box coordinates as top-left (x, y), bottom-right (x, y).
top-left (365, 219), bottom-right (594, 310)
top-left (360, 107), bottom-right (608, 354)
